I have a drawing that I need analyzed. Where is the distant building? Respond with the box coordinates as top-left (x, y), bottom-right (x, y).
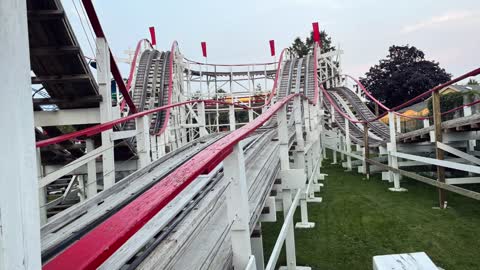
top-left (380, 84), bottom-right (480, 124)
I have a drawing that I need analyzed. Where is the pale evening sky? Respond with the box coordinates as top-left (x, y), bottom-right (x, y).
top-left (63, 0), bottom-right (480, 81)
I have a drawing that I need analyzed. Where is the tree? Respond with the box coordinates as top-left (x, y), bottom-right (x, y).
top-left (288, 30), bottom-right (335, 58)
top-left (360, 45), bottom-right (451, 108)
top-left (467, 79), bottom-right (479, 85)
top-left (214, 88), bottom-right (226, 99)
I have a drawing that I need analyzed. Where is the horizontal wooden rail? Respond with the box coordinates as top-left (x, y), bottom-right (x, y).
top-left (367, 158), bottom-right (480, 201)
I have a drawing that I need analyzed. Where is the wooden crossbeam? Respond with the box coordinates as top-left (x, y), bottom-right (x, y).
top-left (27, 10), bottom-right (64, 20)
top-left (30, 46), bottom-right (81, 56)
top-left (33, 95), bottom-right (102, 106)
top-left (32, 74), bottom-right (91, 84)
top-left (367, 158), bottom-right (480, 201)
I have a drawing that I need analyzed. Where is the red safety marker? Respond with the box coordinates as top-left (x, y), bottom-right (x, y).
top-left (149, 26), bottom-right (156, 45)
top-left (312, 22), bottom-right (321, 47)
top-left (201, 41), bottom-right (207, 57)
top-left (269, 40), bottom-right (275, 56)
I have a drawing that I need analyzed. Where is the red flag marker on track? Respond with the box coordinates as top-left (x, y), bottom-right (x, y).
top-left (312, 22), bottom-right (321, 47)
top-left (269, 40), bottom-right (275, 56)
top-left (149, 26), bottom-right (156, 45)
top-left (201, 41), bottom-right (207, 58)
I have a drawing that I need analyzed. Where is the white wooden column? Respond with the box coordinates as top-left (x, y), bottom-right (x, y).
top-left (345, 121), bottom-right (352, 170)
top-left (179, 105), bottom-right (188, 145)
top-left (150, 135), bottom-right (158, 161)
top-left (229, 104), bottom-right (236, 131)
top-left (248, 66), bottom-right (254, 122)
top-left (224, 143), bottom-right (255, 270)
top-left (37, 149), bottom-right (48, 225)
top-left (85, 139), bottom-right (97, 198)
top-left (136, 116), bottom-right (151, 168)
top-left (198, 101), bottom-right (208, 137)
top-left (463, 96), bottom-right (476, 176)
top-left (277, 105), bottom-right (299, 270)
top-left (0, 0), bottom-right (42, 268)
top-left (293, 97), bottom-right (313, 229)
top-left (396, 114), bottom-right (401, 133)
top-left (331, 128), bottom-right (338, 164)
top-left (97, 38), bottom-right (116, 189)
top-left (251, 225), bottom-right (265, 270)
top-left (388, 112), bottom-right (406, 192)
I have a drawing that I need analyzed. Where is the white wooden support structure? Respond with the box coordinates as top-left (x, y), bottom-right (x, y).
top-left (251, 225), bottom-right (265, 270)
top-left (345, 120), bottom-right (352, 171)
top-left (224, 143), bottom-right (255, 270)
top-left (312, 106), bottom-right (324, 196)
top-left (331, 128), bottom-right (338, 164)
top-left (179, 105), bottom-right (188, 145)
top-left (396, 114), bottom-right (401, 133)
top-left (197, 101), bottom-right (208, 136)
top-left (277, 105), bottom-right (297, 268)
top-left (150, 135), bottom-right (159, 161)
top-left (34, 108), bottom-right (100, 126)
top-left (318, 85), bottom-right (326, 161)
top-left (388, 112), bottom-right (407, 192)
top-left (266, 191), bottom-right (311, 270)
top-left (293, 97), bottom-right (314, 229)
top-left (85, 139), bottom-right (97, 198)
top-left (229, 103), bottom-right (236, 131)
top-left (136, 116), bottom-right (151, 168)
top-left (462, 95), bottom-right (477, 177)
top-left (320, 109), bottom-right (327, 160)
top-left (0, 1), bottom-right (42, 268)
top-left (390, 151), bottom-right (480, 174)
top-left (37, 148), bottom-right (48, 225)
top-left (330, 104), bottom-right (335, 123)
top-left (247, 66), bottom-right (254, 123)
top-left (97, 37), bottom-right (116, 189)
top-left (339, 134), bottom-right (345, 161)
top-left (275, 105), bottom-right (310, 270)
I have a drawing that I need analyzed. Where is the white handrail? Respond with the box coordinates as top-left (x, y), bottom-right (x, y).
top-left (265, 189), bottom-right (302, 270)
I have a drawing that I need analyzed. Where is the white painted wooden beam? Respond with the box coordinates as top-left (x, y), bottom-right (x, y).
top-left (0, 0), bottom-right (42, 268)
top-left (446, 177), bottom-right (480, 185)
top-left (391, 151), bottom-right (480, 174)
top-left (437, 141), bottom-right (480, 166)
top-left (34, 108), bottom-right (100, 126)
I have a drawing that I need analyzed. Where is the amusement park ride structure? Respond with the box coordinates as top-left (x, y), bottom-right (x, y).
top-left (2, 0), bottom-right (480, 269)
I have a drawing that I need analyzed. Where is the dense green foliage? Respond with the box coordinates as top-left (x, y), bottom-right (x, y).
top-left (262, 153), bottom-right (480, 270)
top-left (467, 79), bottom-right (478, 85)
top-left (288, 30), bottom-right (335, 58)
top-left (360, 45), bottom-right (451, 108)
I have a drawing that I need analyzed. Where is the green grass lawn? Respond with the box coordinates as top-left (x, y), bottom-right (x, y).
top-left (262, 154), bottom-right (480, 270)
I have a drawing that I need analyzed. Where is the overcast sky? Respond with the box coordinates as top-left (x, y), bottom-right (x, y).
top-left (64, 0), bottom-right (479, 80)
